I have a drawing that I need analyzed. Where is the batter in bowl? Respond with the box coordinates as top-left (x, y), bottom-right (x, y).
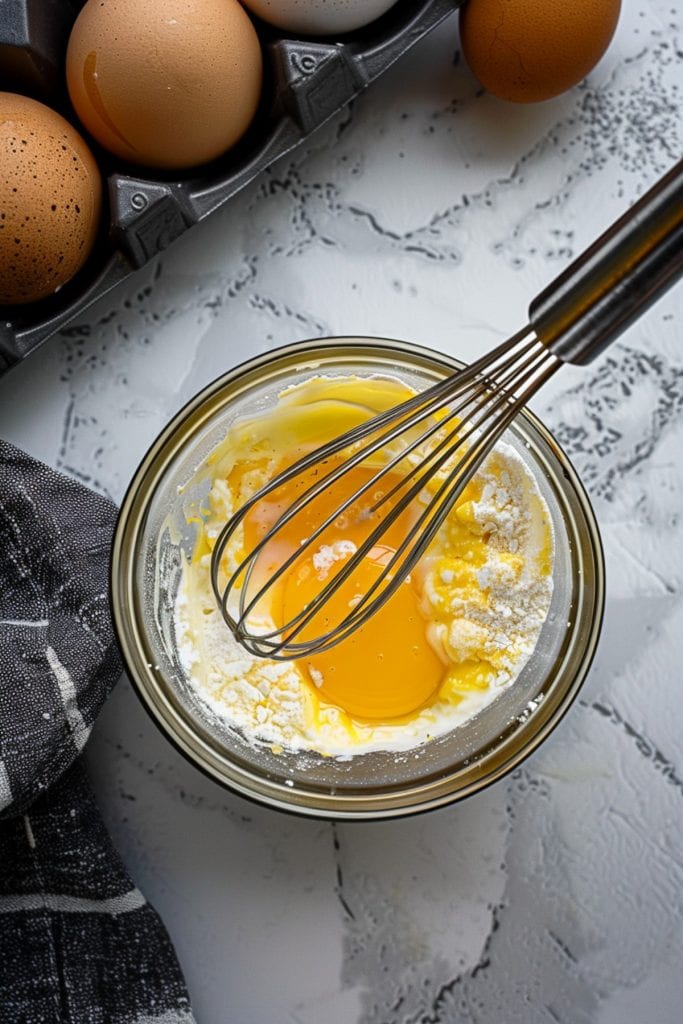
top-left (174, 375), bottom-right (554, 757)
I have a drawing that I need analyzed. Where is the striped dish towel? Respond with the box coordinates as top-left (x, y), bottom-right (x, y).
top-left (0, 440), bottom-right (195, 1024)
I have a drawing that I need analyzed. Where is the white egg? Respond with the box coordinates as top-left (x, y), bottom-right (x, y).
top-left (241, 0), bottom-right (400, 37)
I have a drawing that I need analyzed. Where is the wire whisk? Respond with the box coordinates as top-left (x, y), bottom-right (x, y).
top-left (211, 157), bottom-right (683, 659)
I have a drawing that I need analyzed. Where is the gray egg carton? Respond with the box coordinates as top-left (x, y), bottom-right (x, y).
top-left (0, 0), bottom-right (461, 376)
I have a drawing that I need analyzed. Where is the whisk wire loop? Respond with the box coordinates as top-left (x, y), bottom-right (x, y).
top-left (213, 328), bottom-right (536, 595)
top-left (212, 330), bottom-right (535, 633)
top-left (236, 342), bottom-right (559, 658)
top-left (226, 333), bottom-right (543, 642)
top-left (211, 330), bottom-right (560, 659)
top-left (214, 331), bottom-right (535, 636)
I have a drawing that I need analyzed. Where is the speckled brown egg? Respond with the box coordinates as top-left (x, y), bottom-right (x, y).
top-left (460, 0), bottom-right (621, 103)
top-left (0, 93), bottom-right (102, 305)
top-left (66, 0), bottom-right (263, 170)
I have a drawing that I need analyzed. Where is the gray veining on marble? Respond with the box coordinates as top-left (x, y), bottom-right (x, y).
top-left (1, 3), bottom-right (682, 1022)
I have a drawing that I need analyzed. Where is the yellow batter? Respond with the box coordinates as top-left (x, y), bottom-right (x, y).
top-left (175, 375), bottom-right (554, 756)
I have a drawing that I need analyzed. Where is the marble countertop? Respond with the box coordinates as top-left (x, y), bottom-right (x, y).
top-left (2, 3), bottom-right (682, 1022)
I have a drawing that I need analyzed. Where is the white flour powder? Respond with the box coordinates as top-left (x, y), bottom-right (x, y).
top-left (174, 433), bottom-right (554, 758)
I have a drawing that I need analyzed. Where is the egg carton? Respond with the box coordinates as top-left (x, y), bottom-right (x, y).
top-left (0, 0), bottom-right (461, 376)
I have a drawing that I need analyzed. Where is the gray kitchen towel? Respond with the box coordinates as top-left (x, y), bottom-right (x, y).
top-left (0, 440), bottom-right (195, 1023)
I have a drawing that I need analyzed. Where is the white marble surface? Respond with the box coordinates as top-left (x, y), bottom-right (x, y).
top-left (2, 3), bottom-right (683, 1022)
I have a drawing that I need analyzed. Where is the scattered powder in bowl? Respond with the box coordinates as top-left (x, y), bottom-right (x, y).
top-left (174, 375), bottom-right (554, 758)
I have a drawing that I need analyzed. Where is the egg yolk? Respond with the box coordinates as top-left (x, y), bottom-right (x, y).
top-left (242, 461), bottom-right (446, 720)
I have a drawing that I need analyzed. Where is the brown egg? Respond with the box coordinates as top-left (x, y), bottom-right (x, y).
top-left (460, 0), bottom-right (621, 103)
top-left (0, 93), bottom-right (102, 305)
top-left (66, 0), bottom-right (263, 170)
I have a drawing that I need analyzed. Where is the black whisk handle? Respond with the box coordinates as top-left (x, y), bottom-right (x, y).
top-left (529, 157), bottom-right (683, 365)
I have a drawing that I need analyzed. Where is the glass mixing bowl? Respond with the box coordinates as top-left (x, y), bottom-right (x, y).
top-left (111, 337), bottom-right (604, 819)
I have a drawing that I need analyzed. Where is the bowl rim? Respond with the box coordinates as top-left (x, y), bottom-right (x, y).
top-left (111, 335), bottom-right (605, 820)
